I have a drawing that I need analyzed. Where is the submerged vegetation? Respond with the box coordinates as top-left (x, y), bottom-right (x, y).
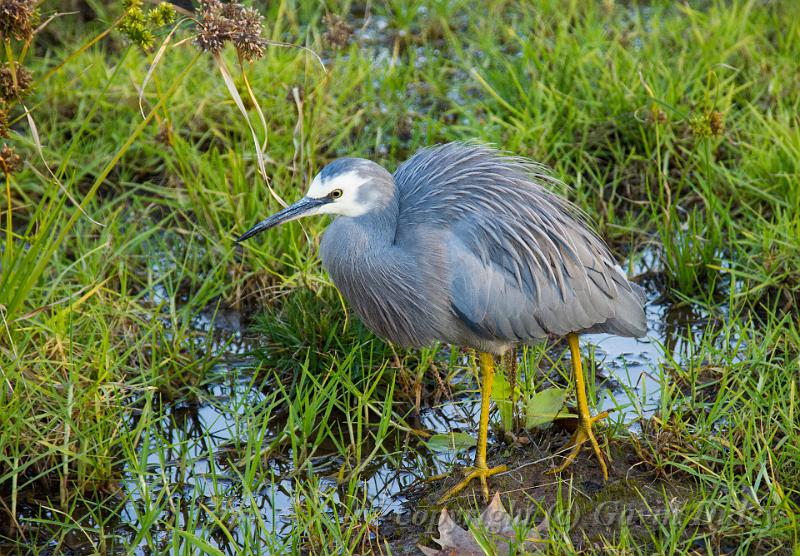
top-left (0, 0), bottom-right (798, 553)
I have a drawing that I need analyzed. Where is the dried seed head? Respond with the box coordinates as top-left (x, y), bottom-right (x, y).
top-left (194, 0), bottom-right (233, 54)
top-left (0, 106), bottom-right (9, 138)
top-left (194, 16), bottom-right (231, 54)
top-left (233, 32), bottom-right (266, 61)
top-left (708, 111), bottom-right (725, 136)
top-left (194, 1), bottom-right (267, 61)
top-left (239, 6), bottom-right (263, 32)
top-left (220, 1), bottom-right (239, 20)
top-left (323, 13), bottom-right (352, 49)
top-left (0, 62), bottom-right (33, 101)
top-left (0, 144), bottom-right (22, 175)
top-left (647, 104), bottom-right (667, 125)
top-left (233, 6), bottom-right (265, 60)
top-left (0, 0), bottom-right (38, 41)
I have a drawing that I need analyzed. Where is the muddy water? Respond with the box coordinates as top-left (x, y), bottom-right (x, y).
top-left (102, 249), bottom-right (721, 553)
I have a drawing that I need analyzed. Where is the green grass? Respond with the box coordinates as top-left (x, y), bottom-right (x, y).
top-left (1, 0), bottom-right (799, 553)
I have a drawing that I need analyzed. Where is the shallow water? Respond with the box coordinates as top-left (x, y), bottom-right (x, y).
top-left (10, 246), bottom-right (725, 554)
top-left (101, 249), bottom-right (725, 553)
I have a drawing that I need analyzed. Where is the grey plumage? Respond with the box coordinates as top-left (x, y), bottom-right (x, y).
top-left (235, 141), bottom-right (645, 491)
top-left (238, 142), bottom-right (647, 355)
top-left (318, 143), bottom-right (646, 355)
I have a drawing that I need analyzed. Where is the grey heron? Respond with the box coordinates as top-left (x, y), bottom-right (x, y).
top-left (237, 142), bottom-right (646, 502)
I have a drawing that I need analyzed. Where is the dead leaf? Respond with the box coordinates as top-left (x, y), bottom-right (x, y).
top-left (418, 493), bottom-right (548, 555)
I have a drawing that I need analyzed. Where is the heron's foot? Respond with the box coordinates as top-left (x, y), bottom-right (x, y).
top-left (436, 464), bottom-right (508, 504)
top-left (549, 410), bottom-right (610, 479)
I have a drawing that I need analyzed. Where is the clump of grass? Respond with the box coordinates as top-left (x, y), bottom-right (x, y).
top-left (251, 284), bottom-right (431, 406)
top-left (0, 1), bottom-right (202, 542)
top-left (657, 204), bottom-right (727, 299)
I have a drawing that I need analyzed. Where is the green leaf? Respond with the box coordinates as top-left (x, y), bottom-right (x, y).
top-left (491, 371), bottom-right (514, 432)
top-left (525, 387), bottom-right (569, 429)
top-left (492, 369), bottom-right (512, 400)
top-left (426, 432), bottom-right (477, 453)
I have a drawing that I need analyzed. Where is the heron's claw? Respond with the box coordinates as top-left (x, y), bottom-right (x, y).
top-left (549, 410), bottom-right (609, 479)
top-left (436, 464), bottom-right (508, 504)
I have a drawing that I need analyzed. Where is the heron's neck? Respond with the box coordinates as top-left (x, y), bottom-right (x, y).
top-left (320, 190), bottom-right (401, 284)
top-left (320, 190), bottom-right (430, 347)
top-left (343, 192), bottom-right (400, 248)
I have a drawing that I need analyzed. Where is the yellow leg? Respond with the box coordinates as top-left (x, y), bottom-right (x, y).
top-left (437, 352), bottom-right (508, 503)
top-left (549, 333), bottom-right (609, 479)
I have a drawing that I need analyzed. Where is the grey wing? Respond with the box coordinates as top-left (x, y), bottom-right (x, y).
top-left (393, 143), bottom-right (646, 342)
top-left (447, 215), bottom-right (647, 345)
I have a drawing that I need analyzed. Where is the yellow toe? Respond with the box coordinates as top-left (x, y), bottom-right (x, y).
top-left (436, 464), bottom-right (508, 504)
top-left (548, 413), bottom-right (609, 479)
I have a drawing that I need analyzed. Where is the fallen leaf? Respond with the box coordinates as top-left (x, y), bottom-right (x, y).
top-left (419, 508), bottom-right (483, 556)
top-left (418, 493), bottom-right (548, 555)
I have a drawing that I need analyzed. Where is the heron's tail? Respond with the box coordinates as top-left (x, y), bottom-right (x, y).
top-left (592, 280), bottom-right (647, 338)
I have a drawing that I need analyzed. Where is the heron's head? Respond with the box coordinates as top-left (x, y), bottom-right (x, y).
top-left (236, 158), bottom-right (394, 242)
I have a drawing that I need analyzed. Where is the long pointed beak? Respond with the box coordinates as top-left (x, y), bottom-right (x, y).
top-left (235, 196), bottom-right (327, 242)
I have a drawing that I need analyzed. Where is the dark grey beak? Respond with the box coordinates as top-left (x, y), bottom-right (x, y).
top-left (235, 196), bottom-right (328, 242)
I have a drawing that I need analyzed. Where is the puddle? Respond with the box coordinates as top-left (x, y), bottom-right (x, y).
top-left (121, 362), bottom-right (296, 537)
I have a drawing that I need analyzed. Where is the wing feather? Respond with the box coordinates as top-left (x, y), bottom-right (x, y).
top-left (394, 143), bottom-right (646, 342)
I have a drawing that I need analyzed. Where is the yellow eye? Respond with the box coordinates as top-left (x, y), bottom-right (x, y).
top-left (330, 189), bottom-right (343, 199)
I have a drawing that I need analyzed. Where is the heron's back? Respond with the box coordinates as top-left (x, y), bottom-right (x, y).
top-left (392, 143), bottom-right (646, 351)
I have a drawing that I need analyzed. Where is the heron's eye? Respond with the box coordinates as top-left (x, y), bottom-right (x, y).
top-left (330, 189), bottom-right (343, 199)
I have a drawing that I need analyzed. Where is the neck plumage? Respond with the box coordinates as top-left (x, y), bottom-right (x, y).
top-left (319, 191), bottom-right (438, 347)
top-left (344, 192), bottom-right (399, 249)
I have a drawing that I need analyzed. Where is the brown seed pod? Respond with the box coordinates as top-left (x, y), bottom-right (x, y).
top-left (194, 1), bottom-right (267, 61)
top-left (0, 144), bottom-right (23, 175)
top-left (0, 63), bottom-right (33, 101)
top-left (323, 13), bottom-right (353, 49)
top-left (0, 0), bottom-right (38, 42)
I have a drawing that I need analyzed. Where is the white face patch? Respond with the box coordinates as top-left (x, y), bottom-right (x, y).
top-left (306, 170), bottom-right (372, 217)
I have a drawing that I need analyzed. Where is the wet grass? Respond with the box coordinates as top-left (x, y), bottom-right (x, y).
top-left (1, 0), bottom-right (799, 554)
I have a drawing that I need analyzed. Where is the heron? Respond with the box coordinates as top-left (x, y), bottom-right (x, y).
top-left (236, 143), bottom-right (646, 502)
